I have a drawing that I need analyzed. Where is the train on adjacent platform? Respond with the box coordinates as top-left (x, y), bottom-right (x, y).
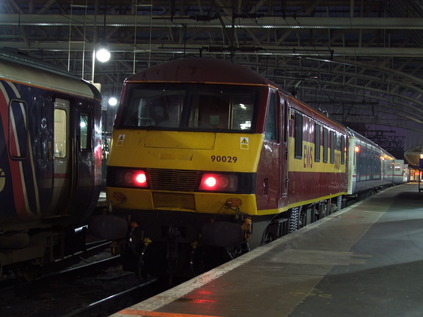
top-left (93, 57), bottom-right (405, 279)
top-left (0, 50), bottom-right (103, 278)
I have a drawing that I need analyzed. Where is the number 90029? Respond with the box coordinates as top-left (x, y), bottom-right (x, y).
top-left (211, 155), bottom-right (238, 163)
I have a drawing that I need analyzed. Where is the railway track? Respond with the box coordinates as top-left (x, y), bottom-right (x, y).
top-left (0, 240), bottom-right (169, 317)
top-left (62, 277), bottom-right (160, 317)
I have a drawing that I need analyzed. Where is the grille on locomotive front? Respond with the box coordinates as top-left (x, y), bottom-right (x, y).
top-left (146, 168), bottom-right (200, 192)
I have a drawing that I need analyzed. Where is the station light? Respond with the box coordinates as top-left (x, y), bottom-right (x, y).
top-left (96, 48), bottom-right (111, 63)
top-left (108, 96), bottom-right (118, 106)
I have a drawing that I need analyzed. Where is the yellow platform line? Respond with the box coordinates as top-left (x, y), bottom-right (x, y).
top-left (119, 309), bottom-right (221, 317)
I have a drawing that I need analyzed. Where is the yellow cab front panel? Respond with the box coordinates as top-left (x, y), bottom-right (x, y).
top-left (106, 130), bottom-right (262, 216)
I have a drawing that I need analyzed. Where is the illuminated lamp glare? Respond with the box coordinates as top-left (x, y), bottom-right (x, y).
top-left (134, 171), bottom-right (147, 186)
top-left (204, 176), bottom-right (217, 188)
top-left (354, 146), bottom-right (360, 152)
top-left (96, 48), bottom-right (111, 63)
top-left (108, 97), bottom-right (118, 106)
top-left (199, 173), bottom-right (238, 192)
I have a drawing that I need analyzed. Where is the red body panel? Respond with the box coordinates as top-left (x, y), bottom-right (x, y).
top-left (287, 171), bottom-right (347, 203)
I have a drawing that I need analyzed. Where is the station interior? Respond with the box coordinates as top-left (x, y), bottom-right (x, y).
top-left (2, 0), bottom-right (423, 163)
top-left (3, 1), bottom-right (423, 317)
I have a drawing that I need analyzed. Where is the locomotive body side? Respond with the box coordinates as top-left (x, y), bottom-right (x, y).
top-left (285, 96), bottom-right (348, 207)
top-left (0, 52), bottom-right (102, 276)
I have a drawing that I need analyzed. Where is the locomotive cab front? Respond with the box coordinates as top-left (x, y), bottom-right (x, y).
top-left (101, 59), bottom-right (285, 277)
top-left (106, 83), bottom-right (264, 235)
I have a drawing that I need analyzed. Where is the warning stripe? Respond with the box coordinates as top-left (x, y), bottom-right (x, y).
top-left (118, 309), bottom-right (221, 317)
top-left (0, 82), bottom-right (25, 217)
top-left (7, 81), bottom-right (40, 216)
top-left (0, 80), bottom-right (40, 218)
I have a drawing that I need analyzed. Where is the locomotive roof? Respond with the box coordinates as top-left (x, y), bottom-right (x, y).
top-left (126, 58), bottom-right (277, 87)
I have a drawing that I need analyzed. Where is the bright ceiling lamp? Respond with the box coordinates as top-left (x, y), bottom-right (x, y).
top-left (96, 47), bottom-right (111, 63)
top-left (108, 96), bottom-right (118, 106)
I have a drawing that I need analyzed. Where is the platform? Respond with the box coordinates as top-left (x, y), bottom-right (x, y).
top-left (111, 183), bottom-right (423, 317)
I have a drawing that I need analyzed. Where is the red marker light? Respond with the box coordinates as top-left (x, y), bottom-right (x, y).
top-left (204, 176), bottom-right (217, 188)
top-left (199, 173), bottom-right (238, 192)
top-left (134, 171), bottom-right (147, 187)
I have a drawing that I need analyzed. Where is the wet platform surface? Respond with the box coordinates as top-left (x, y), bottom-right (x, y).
top-left (111, 183), bottom-right (423, 317)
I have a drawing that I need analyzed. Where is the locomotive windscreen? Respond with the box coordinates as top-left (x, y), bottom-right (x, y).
top-left (117, 84), bottom-right (258, 132)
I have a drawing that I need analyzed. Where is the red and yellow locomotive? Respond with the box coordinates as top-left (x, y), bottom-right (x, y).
top-left (100, 58), bottom-right (349, 277)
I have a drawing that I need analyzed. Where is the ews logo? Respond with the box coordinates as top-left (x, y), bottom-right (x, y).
top-left (303, 145), bottom-right (313, 168)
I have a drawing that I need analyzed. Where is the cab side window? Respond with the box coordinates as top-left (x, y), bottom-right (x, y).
top-left (294, 112), bottom-right (303, 159)
top-left (265, 92), bottom-right (278, 141)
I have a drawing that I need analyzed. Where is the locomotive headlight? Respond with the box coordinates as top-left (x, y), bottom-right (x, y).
top-left (124, 171), bottom-right (133, 184)
top-left (107, 167), bottom-right (149, 188)
top-left (134, 171), bottom-right (147, 187)
top-left (204, 176), bottom-right (217, 187)
top-left (199, 173), bottom-right (238, 192)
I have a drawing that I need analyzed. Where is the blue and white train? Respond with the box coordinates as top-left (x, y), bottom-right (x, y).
top-left (0, 50), bottom-right (102, 277)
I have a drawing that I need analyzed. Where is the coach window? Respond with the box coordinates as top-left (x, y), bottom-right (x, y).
top-left (341, 135), bottom-right (345, 164)
top-left (54, 109), bottom-right (67, 158)
top-left (80, 113), bottom-right (90, 150)
top-left (294, 112), bottom-right (303, 158)
top-left (330, 131), bottom-right (336, 164)
top-left (9, 99), bottom-right (28, 159)
top-left (264, 93), bottom-right (277, 141)
top-left (315, 123), bottom-right (321, 162)
top-left (323, 127), bottom-right (328, 163)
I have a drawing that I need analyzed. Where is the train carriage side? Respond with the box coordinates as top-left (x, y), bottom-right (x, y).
top-left (393, 159), bottom-right (409, 184)
top-left (381, 148), bottom-right (395, 186)
top-left (346, 128), bottom-right (395, 196)
top-left (0, 53), bottom-right (102, 276)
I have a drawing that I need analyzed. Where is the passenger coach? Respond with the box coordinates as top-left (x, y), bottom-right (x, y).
top-left (346, 128), bottom-right (396, 195)
top-left (0, 50), bottom-right (102, 277)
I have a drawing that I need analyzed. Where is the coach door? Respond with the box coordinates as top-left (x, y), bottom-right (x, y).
top-left (51, 98), bottom-right (72, 213)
